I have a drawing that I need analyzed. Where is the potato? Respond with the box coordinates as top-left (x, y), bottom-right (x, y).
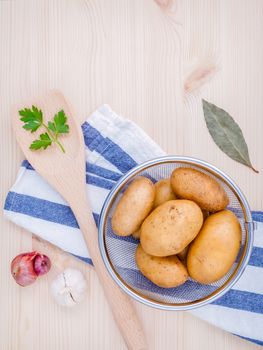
top-left (171, 167), bottom-right (229, 212)
top-left (132, 228), bottom-right (141, 240)
top-left (202, 210), bottom-right (209, 220)
top-left (141, 199), bottom-right (203, 256)
top-left (187, 210), bottom-right (241, 284)
top-left (136, 244), bottom-right (188, 288)
top-left (153, 178), bottom-right (176, 208)
top-left (112, 176), bottom-right (155, 236)
top-left (177, 245), bottom-right (189, 262)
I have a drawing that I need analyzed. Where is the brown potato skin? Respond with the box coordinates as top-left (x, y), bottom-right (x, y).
top-left (136, 244), bottom-right (188, 288)
top-left (202, 210), bottom-right (209, 220)
top-left (153, 178), bottom-right (176, 208)
top-left (187, 210), bottom-right (241, 284)
top-left (141, 199), bottom-right (203, 256)
top-left (132, 228), bottom-right (141, 240)
top-left (177, 245), bottom-right (189, 263)
top-left (171, 167), bottom-right (229, 212)
top-left (111, 176), bottom-right (155, 236)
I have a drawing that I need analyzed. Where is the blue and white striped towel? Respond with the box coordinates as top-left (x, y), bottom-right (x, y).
top-left (4, 105), bottom-right (263, 346)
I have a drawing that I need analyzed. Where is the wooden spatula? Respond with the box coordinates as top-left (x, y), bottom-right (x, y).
top-left (12, 90), bottom-right (147, 350)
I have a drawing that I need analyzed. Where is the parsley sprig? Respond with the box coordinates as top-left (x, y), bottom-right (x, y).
top-left (19, 106), bottom-right (69, 152)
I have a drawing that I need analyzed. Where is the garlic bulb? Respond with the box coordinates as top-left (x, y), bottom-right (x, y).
top-left (51, 268), bottom-right (87, 307)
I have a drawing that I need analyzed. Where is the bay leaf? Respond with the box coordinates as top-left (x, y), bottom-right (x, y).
top-left (202, 99), bottom-right (258, 173)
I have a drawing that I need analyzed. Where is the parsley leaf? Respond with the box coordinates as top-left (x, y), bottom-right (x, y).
top-left (30, 133), bottom-right (52, 150)
top-left (48, 110), bottom-right (69, 134)
top-left (19, 106), bottom-right (69, 153)
top-left (19, 106), bottom-right (43, 132)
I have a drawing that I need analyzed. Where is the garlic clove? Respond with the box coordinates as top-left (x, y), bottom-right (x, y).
top-left (51, 268), bottom-right (87, 307)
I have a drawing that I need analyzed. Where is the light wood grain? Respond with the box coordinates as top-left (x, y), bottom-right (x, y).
top-left (12, 90), bottom-right (147, 350)
top-left (0, 0), bottom-right (262, 349)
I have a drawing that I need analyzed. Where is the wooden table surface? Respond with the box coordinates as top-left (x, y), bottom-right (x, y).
top-left (1, 0), bottom-right (262, 349)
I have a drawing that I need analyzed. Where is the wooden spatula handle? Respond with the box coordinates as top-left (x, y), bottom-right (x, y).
top-left (12, 90), bottom-right (147, 349)
top-left (69, 193), bottom-right (147, 350)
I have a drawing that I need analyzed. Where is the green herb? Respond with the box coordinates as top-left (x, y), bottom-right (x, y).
top-left (19, 106), bottom-right (69, 153)
top-left (202, 99), bottom-right (258, 173)
top-left (48, 110), bottom-right (69, 135)
top-left (30, 133), bottom-right (52, 150)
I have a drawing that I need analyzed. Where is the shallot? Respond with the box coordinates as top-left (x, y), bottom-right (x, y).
top-left (11, 251), bottom-right (51, 287)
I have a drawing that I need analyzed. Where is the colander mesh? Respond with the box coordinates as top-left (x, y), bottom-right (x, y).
top-left (104, 162), bottom-right (247, 306)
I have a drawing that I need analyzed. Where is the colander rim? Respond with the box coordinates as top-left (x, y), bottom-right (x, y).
top-left (98, 155), bottom-right (254, 311)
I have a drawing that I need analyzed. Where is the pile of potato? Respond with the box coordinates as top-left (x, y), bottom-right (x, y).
top-left (111, 167), bottom-right (242, 288)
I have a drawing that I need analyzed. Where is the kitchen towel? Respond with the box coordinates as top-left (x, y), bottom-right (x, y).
top-left (4, 104), bottom-right (263, 346)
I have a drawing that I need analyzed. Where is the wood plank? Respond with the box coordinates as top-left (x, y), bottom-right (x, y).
top-left (0, 0), bottom-right (261, 349)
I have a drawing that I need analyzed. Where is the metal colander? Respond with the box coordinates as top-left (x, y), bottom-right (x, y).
top-left (98, 156), bottom-right (254, 310)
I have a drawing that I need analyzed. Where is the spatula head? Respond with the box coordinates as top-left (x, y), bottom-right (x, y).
top-left (12, 90), bottom-right (86, 196)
